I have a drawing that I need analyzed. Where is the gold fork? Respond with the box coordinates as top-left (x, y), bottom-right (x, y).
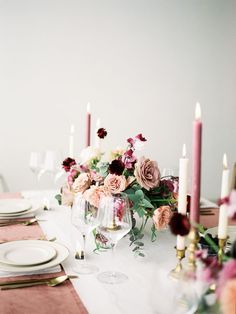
top-left (0, 218), bottom-right (45, 227)
top-left (0, 275), bottom-right (78, 290)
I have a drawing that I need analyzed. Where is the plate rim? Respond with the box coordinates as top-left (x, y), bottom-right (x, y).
top-left (0, 199), bottom-right (32, 215)
top-left (206, 225), bottom-right (236, 242)
top-left (0, 201), bottom-right (42, 218)
top-left (0, 241), bottom-right (57, 266)
top-left (0, 240), bottom-right (69, 272)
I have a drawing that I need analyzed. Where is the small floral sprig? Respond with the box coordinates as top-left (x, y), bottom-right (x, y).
top-left (218, 189), bottom-right (236, 220)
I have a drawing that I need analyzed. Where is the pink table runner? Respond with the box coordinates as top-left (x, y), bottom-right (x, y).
top-left (200, 207), bottom-right (236, 229)
top-left (0, 193), bottom-right (88, 314)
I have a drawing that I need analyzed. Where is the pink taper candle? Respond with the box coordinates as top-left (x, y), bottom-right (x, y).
top-left (86, 103), bottom-right (91, 147)
top-left (190, 103), bottom-right (202, 224)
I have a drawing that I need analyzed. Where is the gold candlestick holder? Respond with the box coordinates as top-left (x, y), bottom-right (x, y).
top-left (218, 238), bottom-right (227, 264)
top-left (169, 246), bottom-right (187, 280)
top-left (187, 227), bottom-right (200, 272)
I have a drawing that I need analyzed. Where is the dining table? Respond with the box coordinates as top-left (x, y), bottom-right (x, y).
top-left (0, 189), bottom-right (234, 314)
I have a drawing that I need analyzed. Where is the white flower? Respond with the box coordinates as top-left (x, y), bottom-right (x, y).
top-left (80, 146), bottom-right (101, 165)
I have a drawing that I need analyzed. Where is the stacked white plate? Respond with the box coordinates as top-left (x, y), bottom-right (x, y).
top-left (206, 226), bottom-right (236, 243)
top-left (0, 240), bottom-right (69, 272)
top-left (0, 199), bottom-right (41, 219)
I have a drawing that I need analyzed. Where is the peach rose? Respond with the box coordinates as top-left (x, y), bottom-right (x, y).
top-left (153, 205), bottom-right (172, 230)
top-left (83, 186), bottom-right (111, 208)
top-left (72, 173), bottom-right (91, 193)
top-left (61, 184), bottom-right (74, 207)
top-left (220, 279), bottom-right (236, 314)
top-left (134, 156), bottom-right (160, 190)
top-left (104, 174), bottom-right (127, 194)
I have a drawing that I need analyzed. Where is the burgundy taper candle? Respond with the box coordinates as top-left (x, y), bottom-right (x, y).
top-left (190, 103), bottom-right (202, 224)
top-left (86, 103), bottom-right (91, 147)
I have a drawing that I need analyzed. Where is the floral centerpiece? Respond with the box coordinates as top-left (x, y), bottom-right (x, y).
top-left (56, 131), bottom-right (178, 253)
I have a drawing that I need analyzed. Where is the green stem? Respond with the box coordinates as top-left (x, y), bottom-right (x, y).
top-left (196, 224), bottom-right (219, 254)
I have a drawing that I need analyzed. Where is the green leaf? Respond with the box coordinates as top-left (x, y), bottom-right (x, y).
top-left (151, 223), bottom-right (157, 242)
top-left (55, 194), bottom-right (61, 205)
top-left (134, 241), bottom-right (144, 246)
top-left (127, 194), bottom-right (139, 203)
top-left (135, 189), bottom-right (144, 199)
top-left (134, 205), bottom-right (146, 217)
top-left (142, 199), bottom-right (154, 209)
top-left (138, 252), bottom-right (145, 257)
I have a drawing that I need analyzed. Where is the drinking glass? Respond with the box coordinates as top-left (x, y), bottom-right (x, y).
top-left (96, 193), bottom-right (132, 284)
top-left (29, 152), bottom-right (44, 181)
top-left (71, 194), bottom-right (99, 274)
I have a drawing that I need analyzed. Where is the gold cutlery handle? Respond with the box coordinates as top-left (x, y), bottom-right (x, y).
top-left (0, 275), bottom-right (77, 287)
top-left (1, 281), bottom-right (49, 290)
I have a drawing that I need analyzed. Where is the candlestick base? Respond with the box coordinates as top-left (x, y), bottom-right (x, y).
top-left (169, 246), bottom-right (186, 280)
top-left (218, 237), bottom-right (227, 264)
top-left (187, 227), bottom-right (200, 272)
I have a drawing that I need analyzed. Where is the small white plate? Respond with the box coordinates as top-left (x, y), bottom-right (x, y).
top-left (0, 199), bottom-right (32, 215)
top-left (0, 241), bottom-right (56, 266)
top-left (0, 241), bottom-right (69, 272)
top-left (0, 201), bottom-right (42, 218)
top-left (207, 226), bottom-right (236, 243)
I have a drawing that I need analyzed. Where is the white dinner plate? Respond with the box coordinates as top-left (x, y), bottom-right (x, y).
top-left (0, 240), bottom-right (69, 272)
top-left (0, 201), bottom-right (42, 218)
top-left (0, 240), bottom-right (57, 266)
top-left (206, 226), bottom-right (236, 243)
top-left (0, 199), bottom-right (32, 215)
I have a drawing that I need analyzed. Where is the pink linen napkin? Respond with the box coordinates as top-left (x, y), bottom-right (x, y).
top-left (0, 192), bottom-right (88, 314)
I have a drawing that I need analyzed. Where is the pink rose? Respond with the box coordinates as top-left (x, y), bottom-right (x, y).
top-left (220, 279), bottom-right (236, 314)
top-left (104, 174), bottom-right (127, 194)
top-left (61, 184), bottom-right (74, 207)
top-left (153, 205), bottom-right (172, 230)
top-left (134, 156), bottom-right (160, 190)
top-left (72, 173), bottom-right (91, 193)
top-left (83, 186), bottom-right (111, 208)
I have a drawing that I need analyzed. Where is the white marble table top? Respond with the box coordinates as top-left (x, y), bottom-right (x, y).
top-left (21, 190), bottom-right (195, 314)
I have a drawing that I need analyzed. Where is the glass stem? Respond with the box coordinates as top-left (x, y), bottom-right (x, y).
top-left (111, 242), bottom-right (117, 277)
top-left (82, 234), bottom-right (86, 260)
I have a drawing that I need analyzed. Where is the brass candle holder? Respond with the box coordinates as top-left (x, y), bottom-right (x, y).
top-left (187, 226), bottom-right (200, 272)
top-left (218, 237), bottom-right (227, 264)
top-left (169, 246), bottom-right (187, 280)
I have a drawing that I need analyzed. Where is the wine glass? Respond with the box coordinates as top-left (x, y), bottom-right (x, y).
top-left (71, 194), bottom-right (99, 274)
top-left (29, 152), bottom-right (44, 181)
top-left (162, 168), bottom-right (174, 178)
top-left (96, 193), bottom-right (132, 284)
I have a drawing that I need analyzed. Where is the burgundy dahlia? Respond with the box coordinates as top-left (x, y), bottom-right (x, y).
top-left (109, 159), bottom-right (125, 176)
top-left (169, 212), bottom-right (191, 236)
top-left (97, 128), bottom-right (107, 139)
top-left (62, 157), bottom-right (76, 172)
top-left (135, 133), bottom-right (147, 142)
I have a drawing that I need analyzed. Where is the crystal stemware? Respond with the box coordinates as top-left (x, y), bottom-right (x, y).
top-left (71, 194), bottom-right (99, 274)
top-left (29, 152), bottom-right (44, 181)
top-left (96, 193), bottom-right (132, 284)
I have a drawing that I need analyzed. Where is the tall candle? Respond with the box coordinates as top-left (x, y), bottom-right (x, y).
top-left (190, 102), bottom-right (202, 224)
top-left (177, 144), bottom-right (189, 250)
top-left (218, 154), bottom-right (230, 239)
top-left (86, 103), bottom-right (91, 147)
top-left (95, 118), bottom-right (101, 149)
top-left (69, 124), bottom-right (75, 158)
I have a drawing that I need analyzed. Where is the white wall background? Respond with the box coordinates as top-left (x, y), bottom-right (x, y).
top-left (0, 0), bottom-right (236, 199)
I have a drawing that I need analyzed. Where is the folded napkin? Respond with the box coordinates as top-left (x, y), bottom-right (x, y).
top-left (200, 198), bottom-right (218, 209)
top-left (0, 265), bottom-right (61, 278)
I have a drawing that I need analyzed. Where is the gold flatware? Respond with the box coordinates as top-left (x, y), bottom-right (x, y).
top-left (0, 275), bottom-right (78, 289)
top-left (0, 237), bottom-right (56, 244)
top-left (200, 213), bottom-right (215, 216)
top-left (0, 218), bottom-right (46, 227)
